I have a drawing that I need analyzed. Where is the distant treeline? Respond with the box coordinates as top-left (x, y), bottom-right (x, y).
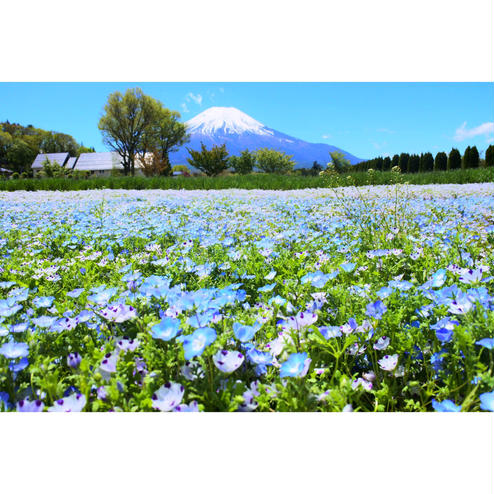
top-left (355, 145), bottom-right (494, 172)
top-left (0, 121), bottom-right (94, 173)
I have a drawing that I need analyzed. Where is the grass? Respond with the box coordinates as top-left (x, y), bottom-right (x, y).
top-left (0, 167), bottom-right (492, 191)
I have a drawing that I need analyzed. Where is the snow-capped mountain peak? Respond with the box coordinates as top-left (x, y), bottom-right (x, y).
top-left (185, 107), bottom-right (274, 136)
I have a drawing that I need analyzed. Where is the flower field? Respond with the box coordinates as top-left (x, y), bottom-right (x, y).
top-left (0, 183), bottom-right (493, 412)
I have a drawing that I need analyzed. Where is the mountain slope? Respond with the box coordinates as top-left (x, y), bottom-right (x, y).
top-left (169, 107), bottom-right (364, 168)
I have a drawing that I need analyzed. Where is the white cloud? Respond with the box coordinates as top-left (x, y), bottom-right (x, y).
top-left (454, 121), bottom-right (494, 142)
top-left (321, 134), bottom-right (332, 139)
top-left (186, 92), bottom-right (203, 105)
top-left (219, 87), bottom-right (224, 93)
top-left (376, 128), bottom-right (396, 134)
top-left (181, 103), bottom-right (189, 113)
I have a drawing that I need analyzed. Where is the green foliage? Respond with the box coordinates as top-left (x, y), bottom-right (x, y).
top-left (172, 165), bottom-right (191, 176)
top-left (228, 149), bottom-right (256, 174)
top-left (38, 158), bottom-right (71, 178)
top-left (98, 88), bottom-right (188, 177)
top-left (448, 148), bottom-right (462, 170)
top-left (2, 167), bottom-right (492, 191)
top-left (434, 151), bottom-right (447, 171)
top-left (486, 145), bottom-right (494, 168)
top-left (255, 148), bottom-right (295, 174)
top-left (187, 143), bottom-right (229, 176)
top-left (419, 152), bottom-right (434, 172)
top-left (329, 150), bottom-right (351, 173)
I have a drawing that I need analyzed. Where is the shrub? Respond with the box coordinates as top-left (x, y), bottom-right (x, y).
top-left (229, 150), bottom-right (256, 174)
top-left (255, 148), bottom-right (295, 174)
top-left (172, 165), bottom-right (191, 176)
top-left (187, 143), bottom-right (229, 176)
top-left (329, 151), bottom-right (351, 173)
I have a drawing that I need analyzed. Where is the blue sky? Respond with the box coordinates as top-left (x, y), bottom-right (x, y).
top-left (0, 82), bottom-right (493, 160)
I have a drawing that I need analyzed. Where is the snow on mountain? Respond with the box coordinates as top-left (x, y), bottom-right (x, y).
top-left (169, 107), bottom-right (364, 168)
top-left (185, 107), bottom-right (274, 137)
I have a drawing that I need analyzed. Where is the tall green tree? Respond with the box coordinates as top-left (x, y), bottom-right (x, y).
top-left (485, 144), bottom-right (494, 167)
top-left (419, 152), bottom-right (434, 172)
top-left (98, 88), bottom-right (162, 176)
top-left (434, 151), bottom-right (447, 171)
top-left (398, 153), bottom-right (410, 173)
top-left (469, 146), bottom-right (480, 168)
top-left (391, 154), bottom-right (400, 169)
top-left (39, 132), bottom-right (79, 155)
top-left (408, 154), bottom-right (420, 173)
top-left (448, 148), bottom-right (461, 170)
top-left (187, 143), bottom-right (229, 176)
top-left (382, 156), bottom-right (391, 171)
top-left (462, 146), bottom-right (471, 169)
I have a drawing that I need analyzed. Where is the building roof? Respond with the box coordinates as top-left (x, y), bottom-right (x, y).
top-left (66, 157), bottom-right (78, 169)
top-left (32, 153), bottom-right (70, 169)
top-left (73, 152), bottom-right (124, 171)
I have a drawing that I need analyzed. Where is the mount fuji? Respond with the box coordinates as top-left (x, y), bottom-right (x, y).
top-left (169, 107), bottom-right (364, 168)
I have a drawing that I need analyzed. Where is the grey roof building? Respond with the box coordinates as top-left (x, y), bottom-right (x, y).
top-left (66, 157), bottom-right (78, 169)
top-left (31, 152), bottom-right (70, 170)
top-left (73, 152), bottom-right (124, 172)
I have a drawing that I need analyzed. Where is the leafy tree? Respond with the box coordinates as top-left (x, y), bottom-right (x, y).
top-left (187, 143), bottom-right (229, 176)
top-left (144, 108), bottom-right (189, 175)
top-left (5, 138), bottom-right (37, 173)
top-left (434, 152), bottom-right (447, 171)
top-left (38, 157), bottom-right (70, 178)
top-left (229, 150), bottom-right (256, 174)
top-left (138, 148), bottom-right (171, 177)
top-left (329, 150), bottom-right (351, 173)
top-left (77, 144), bottom-right (96, 156)
top-left (398, 153), bottom-right (410, 173)
top-left (98, 88), bottom-right (162, 176)
top-left (255, 148), bottom-right (295, 174)
top-left (485, 145), bottom-right (494, 167)
top-left (448, 148), bottom-right (461, 170)
top-left (39, 132), bottom-right (79, 155)
top-left (383, 156), bottom-right (391, 171)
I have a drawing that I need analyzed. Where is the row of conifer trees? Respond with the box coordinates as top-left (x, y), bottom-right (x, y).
top-left (355, 145), bottom-right (494, 173)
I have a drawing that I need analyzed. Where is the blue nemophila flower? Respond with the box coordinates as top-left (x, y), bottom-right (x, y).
top-left (0, 299), bottom-right (23, 318)
top-left (247, 347), bottom-right (273, 366)
top-left (264, 270), bottom-right (277, 281)
top-left (174, 401), bottom-right (200, 412)
top-left (0, 391), bottom-right (12, 410)
top-left (319, 326), bottom-right (342, 339)
top-left (448, 293), bottom-right (473, 315)
top-left (476, 338), bottom-right (494, 350)
top-left (378, 354), bottom-right (398, 371)
top-left (432, 399), bottom-right (461, 412)
top-left (9, 357), bottom-right (29, 373)
top-left (213, 350), bottom-right (245, 373)
top-left (301, 270), bottom-right (331, 288)
top-left (340, 262), bottom-right (356, 273)
top-left (31, 315), bottom-right (57, 328)
top-left (67, 352), bottom-right (82, 369)
top-left (16, 398), bottom-right (44, 412)
top-left (187, 309), bottom-right (222, 328)
top-left (10, 322), bottom-right (29, 333)
top-left (99, 352), bottom-right (118, 381)
top-left (87, 288), bottom-right (117, 306)
top-left (233, 321), bottom-right (261, 342)
top-left (258, 283), bottom-right (276, 293)
top-left (283, 311), bottom-right (318, 331)
top-left (0, 341), bottom-right (29, 359)
top-left (152, 382), bottom-right (185, 412)
top-left (67, 288), bottom-right (84, 298)
top-left (373, 336), bottom-right (390, 350)
top-left (181, 327), bottom-right (216, 360)
top-left (479, 391), bottom-right (493, 412)
top-left (376, 286), bottom-right (394, 299)
top-left (280, 352), bottom-right (310, 378)
top-left (48, 393), bottom-right (87, 412)
top-left (51, 317), bottom-right (78, 333)
top-left (99, 304), bottom-right (137, 323)
top-left (151, 317), bottom-right (181, 341)
top-left (431, 317), bottom-right (459, 344)
top-left (459, 267), bottom-right (485, 285)
top-left (366, 300), bottom-right (387, 320)
top-left (33, 296), bottom-right (55, 309)
top-left (115, 338), bottom-right (140, 353)
top-left (237, 381), bottom-right (260, 412)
